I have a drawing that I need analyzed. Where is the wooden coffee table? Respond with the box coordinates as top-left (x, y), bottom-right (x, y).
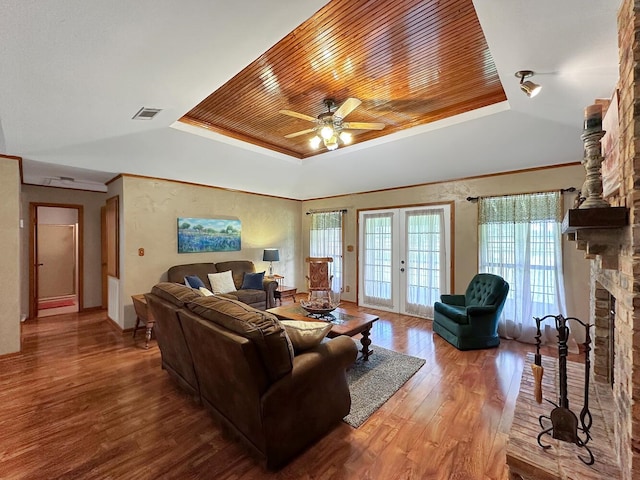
top-left (267, 304), bottom-right (378, 361)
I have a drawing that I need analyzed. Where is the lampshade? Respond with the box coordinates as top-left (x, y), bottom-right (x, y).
top-left (339, 131), bottom-right (353, 144)
top-left (320, 126), bottom-right (334, 140)
top-left (310, 135), bottom-right (322, 148)
top-left (263, 249), bottom-right (280, 262)
top-left (324, 135), bottom-right (339, 150)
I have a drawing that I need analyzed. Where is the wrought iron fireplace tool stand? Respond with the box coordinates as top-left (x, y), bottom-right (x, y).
top-left (532, 314), bottom-right (594, 465)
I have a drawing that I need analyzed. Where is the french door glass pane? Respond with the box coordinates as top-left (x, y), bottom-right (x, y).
top-left (405, 209), bottom-right (445, 317)
top-left (362, 213), bottom-right (393, 307)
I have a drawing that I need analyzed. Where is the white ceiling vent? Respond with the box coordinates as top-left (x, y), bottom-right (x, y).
top-left (132, 107), bottom-right (162, 120)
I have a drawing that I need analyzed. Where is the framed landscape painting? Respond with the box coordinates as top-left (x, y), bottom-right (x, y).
top-left (177, 217), bottom-right (241, 253)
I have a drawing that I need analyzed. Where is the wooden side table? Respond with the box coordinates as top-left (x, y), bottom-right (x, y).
top-left (266, 275), bottom-right (297, 304)
top-left (131, 294), bottom-right (154, 349)
top-left (275, 285), bottom-right (297, 304)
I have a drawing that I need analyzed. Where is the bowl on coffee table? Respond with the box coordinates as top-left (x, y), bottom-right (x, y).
top-left (299, 291), bottom-right (340, 316)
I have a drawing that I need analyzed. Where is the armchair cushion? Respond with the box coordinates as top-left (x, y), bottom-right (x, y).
top-left (433, 302), bottom-right (469, 325)
top-left (439, 294), bottom-right (466, 306)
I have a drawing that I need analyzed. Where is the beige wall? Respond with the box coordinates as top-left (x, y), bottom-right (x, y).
top-left (301, 164), bottom-right (591, 330)
top-left (110, 176), bottom-right (302, 329)
top-left (0, 157), bottom-right (21, 355)
top-left (20, 185), bottom-right (106, 316)
top-left (108, 166), bottom-right (590, 333)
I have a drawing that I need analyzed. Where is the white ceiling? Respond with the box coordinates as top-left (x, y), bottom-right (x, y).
top-left (1, 0), bottom-right (620, 199)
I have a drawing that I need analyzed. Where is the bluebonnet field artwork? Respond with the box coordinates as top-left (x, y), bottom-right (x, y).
top-left (177, 217), bottom-right (241, 253)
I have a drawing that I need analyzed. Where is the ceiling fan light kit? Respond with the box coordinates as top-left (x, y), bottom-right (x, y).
top-left (280, 97), bottom-right (385, 152)
top-left (515, 70), bottom-right (542, 98)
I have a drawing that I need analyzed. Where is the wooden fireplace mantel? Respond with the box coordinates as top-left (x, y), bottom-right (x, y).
top-left (562, 207), bottom-right (628, 233)
top-left (563, 207), bottom-right (629, 270)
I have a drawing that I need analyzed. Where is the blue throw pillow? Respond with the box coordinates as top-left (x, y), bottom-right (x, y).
top-left (184, 275), bottom-right (205, 289)
top-left (241, 271), bottom-right (265, 290)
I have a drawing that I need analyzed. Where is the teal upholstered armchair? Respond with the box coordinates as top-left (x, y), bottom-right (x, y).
top-left (433, 273), bottom-right (509, 350)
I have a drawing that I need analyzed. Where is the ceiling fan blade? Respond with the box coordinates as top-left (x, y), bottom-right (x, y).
top-left (279, 110), bottom-right (317, 122)
top-left (333, 97), bottom-right (362, 119)
top-left (342, 121), bottom-right (385, 130)
top-left (284, 128), bottom-right (316, 139)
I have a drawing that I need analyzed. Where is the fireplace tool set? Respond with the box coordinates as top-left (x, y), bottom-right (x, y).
top-left (531, 314), bottom-right (594, 465)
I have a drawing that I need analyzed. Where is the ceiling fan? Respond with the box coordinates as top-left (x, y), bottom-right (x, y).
top-left (279, 98), bottom-right (385, 151)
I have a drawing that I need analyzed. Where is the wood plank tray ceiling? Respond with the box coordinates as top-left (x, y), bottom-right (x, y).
top-left (179, 0), bottom-right (506, 159)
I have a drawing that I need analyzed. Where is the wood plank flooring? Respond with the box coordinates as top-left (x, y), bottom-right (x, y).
top-left (0, 304), bottom-right (547, 479)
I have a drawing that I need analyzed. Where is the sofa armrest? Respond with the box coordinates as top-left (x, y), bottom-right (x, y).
top-left (440, 294), bottom-right (465, 306)
top-left (262, 279), bottom-right (278, 309)
top-left (260, 335), bottom-right (357, 468)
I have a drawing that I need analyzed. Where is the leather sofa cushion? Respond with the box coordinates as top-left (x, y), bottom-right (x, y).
top-left (187, 295), bottom-right (294, 382)
top-left (167, 263), bottom-right (217, 289)
top-left (151, 282), bottom-right (201, 307)
top-left (232, 289), bottom-right (267, 305)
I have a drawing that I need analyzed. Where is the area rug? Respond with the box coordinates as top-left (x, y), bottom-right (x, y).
top-left (344, 345), bottom-right (426, 428)
top-left (38, 298), bottom-right (75, 310)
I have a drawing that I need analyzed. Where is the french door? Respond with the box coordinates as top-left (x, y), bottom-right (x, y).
top-left (358, 204), bottom-right (452, 317)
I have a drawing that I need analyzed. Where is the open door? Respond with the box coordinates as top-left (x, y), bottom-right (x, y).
top-left (29, 203), bottom-right (84, 319)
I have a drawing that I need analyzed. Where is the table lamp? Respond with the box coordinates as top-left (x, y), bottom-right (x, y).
top-left (263, 249), bottom-right (280, 276)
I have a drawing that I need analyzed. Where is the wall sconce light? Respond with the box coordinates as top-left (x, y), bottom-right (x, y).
top-left (515, 70), bottom-right (542, 98)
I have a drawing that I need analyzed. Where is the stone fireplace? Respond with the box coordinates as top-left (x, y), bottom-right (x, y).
top-left (563, 1), bottom-right (640, 478)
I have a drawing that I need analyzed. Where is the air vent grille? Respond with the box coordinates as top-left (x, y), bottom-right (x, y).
top-left (132, 107), bottom-right (162, 120)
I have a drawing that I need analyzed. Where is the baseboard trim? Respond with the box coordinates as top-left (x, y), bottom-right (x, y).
top-left (81, 306), bottom-right (104, 313)
top-left (106, 315), bottom-right (123, 334)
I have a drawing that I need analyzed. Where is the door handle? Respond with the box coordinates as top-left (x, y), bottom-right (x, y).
top-left (400, 268), bottom-right (405, 272)
top-left (37, 263), bottom-right (44, 266)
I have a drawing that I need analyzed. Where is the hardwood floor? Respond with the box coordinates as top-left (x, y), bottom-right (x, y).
top-left (0, 304), bottom-right (544, 479)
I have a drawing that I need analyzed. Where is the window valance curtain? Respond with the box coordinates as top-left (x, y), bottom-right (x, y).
top-left (479, 192), bottom-right (563, 224)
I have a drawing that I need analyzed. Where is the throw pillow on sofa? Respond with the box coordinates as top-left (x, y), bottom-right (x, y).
top-left (184, 275), bottom-right (205, 289)
top-left (280, 320), bottom-right (332, 352)
top-left (241, 271), bottom-right (265, 290)
top-left (199, 287), bottom-right (215, 296)
top-left (208, 271), bottom-right (237, 294)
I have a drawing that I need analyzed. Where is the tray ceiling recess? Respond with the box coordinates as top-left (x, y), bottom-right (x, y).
top-left (179, 0), bottom-right (507, 159)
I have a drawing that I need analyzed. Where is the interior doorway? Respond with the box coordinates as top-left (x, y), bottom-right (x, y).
top-left (29, 203), bottom-right (84, 319)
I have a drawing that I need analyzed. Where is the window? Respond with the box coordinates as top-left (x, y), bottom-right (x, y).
top-left (309, 211), bottom-right (343, 292)
top-left (478, 191), bottom-right (566, 343)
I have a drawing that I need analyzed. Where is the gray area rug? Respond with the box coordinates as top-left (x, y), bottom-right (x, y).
top-left (344, 345), bottom-right (426, 428)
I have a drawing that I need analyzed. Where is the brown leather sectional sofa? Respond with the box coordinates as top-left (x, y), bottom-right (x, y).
top-left (145, 282), bottom-right (357, 469)
top-left (167, 261), bottom-right (277, 310)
